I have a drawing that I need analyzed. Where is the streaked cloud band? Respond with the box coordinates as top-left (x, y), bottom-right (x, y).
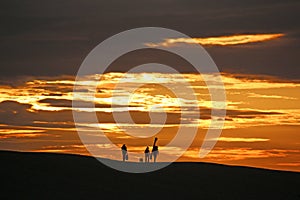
top-left (145, 33), bottom-right (284, 47)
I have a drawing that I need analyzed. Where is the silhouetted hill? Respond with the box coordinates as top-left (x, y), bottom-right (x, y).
top-left (1, 150), bottom-right (300, 200)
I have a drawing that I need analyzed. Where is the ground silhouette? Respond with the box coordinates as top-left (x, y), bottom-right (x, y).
top-left (1, 150), bottom-right (300, 199)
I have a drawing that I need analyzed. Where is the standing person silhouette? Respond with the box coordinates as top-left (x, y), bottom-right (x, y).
top-left (121, 144), bottom-right (128, 162)
top-left (144, 146), bottom-right (150, 163)
top-left (151, 137), bottom-right (159, 163)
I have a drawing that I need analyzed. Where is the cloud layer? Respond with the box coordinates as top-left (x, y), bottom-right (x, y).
top-left (0, 72), bottom-right (299, 171)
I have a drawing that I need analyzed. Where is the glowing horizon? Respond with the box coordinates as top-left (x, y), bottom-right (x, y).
top-left (0, 72), bottom-right (299, 172)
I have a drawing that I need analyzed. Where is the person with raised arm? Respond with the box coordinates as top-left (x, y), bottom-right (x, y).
top-left (151, 137), bottom-right (159, 163)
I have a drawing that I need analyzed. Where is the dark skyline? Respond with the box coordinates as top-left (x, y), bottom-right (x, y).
top-left (1, 0), bottom-right (299, 79)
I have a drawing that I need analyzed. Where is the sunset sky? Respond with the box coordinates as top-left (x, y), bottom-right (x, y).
top-left (0, 0), bottom-right (299, 172)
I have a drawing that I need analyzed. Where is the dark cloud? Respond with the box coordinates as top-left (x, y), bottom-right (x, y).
top-left (225, 109), bottom-right (282, 119)
top-left (0, 100), bottom-right (282, 129)
top-left (0, 0), bottom-right (299, 79)
top-left (0, 75), bottom-right (74, 87)
top-left (0, 101), bottom-right (74, 127)
top-left (38, 98), bottom-right (141, 108)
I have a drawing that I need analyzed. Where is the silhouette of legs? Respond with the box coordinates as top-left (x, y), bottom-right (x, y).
top-left (145, 153), bottom-right (150, 162)
top-left (122, 150), bottom-right (127, 161)
top-left (152, 151), bottom-right (158, 163)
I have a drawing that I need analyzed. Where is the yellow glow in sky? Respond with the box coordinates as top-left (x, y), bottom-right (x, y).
top-left (0, 72), bottom-right (299, 172)
top-left (145, 33), bottom-right (284, 47)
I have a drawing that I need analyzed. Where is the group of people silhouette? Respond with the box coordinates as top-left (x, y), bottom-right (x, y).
top-left (121, 137), bottom-right (159, 163)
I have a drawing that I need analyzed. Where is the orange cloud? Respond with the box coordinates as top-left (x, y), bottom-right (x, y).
top-left (145, 33), bottom-right (284, 47)
top-left (183, 148), bottom-right (291, 161)
top-left (216, 137), bottom-right (270, 142)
